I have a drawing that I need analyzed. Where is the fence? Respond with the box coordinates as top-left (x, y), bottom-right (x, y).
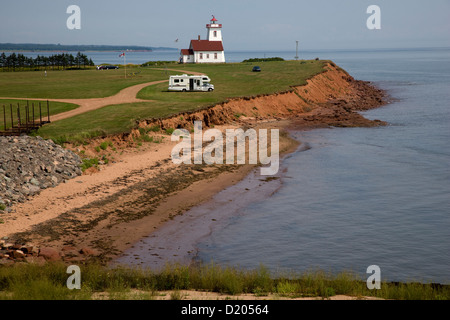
top-left (0, 101), bottom-right (50, 136)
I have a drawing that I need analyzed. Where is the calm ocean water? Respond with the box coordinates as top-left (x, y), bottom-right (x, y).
top-left (95, 47), bottom-right (449, 284)
top-left (192, 48), bottom-right (450, 284)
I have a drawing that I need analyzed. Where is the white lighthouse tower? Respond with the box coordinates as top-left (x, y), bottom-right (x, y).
top-left (207, 16), bottom-right (223, 41)
top-left (180, 15), bottom-right (225, 64)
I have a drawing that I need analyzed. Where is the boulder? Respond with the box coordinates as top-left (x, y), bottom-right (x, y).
top-left (38, 247), bottom-right (61, 261)
top-left (12, 250), bottom-right (25, 259)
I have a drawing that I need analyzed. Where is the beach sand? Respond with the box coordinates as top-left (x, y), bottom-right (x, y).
top-left (1, 121), bottom-right (297, 263)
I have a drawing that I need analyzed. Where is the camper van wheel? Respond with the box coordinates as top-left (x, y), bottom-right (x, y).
top-left (182, 89), bottom-right (187, 92)
top-left (208, 88), bottom-right (213, 92)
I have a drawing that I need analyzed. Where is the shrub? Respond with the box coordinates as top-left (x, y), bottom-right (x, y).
top-left (80, 157), bottom-right (99, 171)
top-left (99, 141), bottom-right (110, 150)
top-left (242, 57), bottom-right (284, 63)
top-left (148, 125), bottom-right (161, 132)
top-left (141, 135), bottom-right (153, 142)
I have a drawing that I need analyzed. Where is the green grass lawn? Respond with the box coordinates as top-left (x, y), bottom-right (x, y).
top-left (0, 99), bottom-right (78, 130)
top-left (0, 67), bottom-right (178, 99)
top-left (4, 60), bottom-right (326, 142)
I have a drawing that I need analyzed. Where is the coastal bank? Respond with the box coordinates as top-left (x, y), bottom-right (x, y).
top-left (0, 62), bottom-right (387, 266)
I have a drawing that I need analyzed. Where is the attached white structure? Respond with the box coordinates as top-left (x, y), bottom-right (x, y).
top-left (180, 16), bottom-right (225, 64)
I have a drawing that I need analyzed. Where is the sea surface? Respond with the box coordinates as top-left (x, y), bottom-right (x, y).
top-left (110, 47), bottom-right (450, 284)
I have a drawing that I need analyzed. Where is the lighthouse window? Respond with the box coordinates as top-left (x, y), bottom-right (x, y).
top-left (214, 31), bottom-right (217, 37)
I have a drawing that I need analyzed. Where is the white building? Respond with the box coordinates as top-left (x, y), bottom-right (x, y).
top-left (180, 16), bottom-right (225, 64)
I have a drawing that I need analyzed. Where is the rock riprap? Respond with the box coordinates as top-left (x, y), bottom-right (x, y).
top-left (0, 136), bottom-right (82, 211)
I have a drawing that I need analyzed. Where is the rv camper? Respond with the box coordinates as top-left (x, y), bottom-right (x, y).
top-left (168, 74), bottom-right (214, 92)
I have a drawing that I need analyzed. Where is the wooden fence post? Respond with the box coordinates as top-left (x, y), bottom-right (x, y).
top-left (32, 103), bottom-right (35, 126)
top-left (10, 104), bottom-right (13, 130)
top-left (2, 105), bottom-right (6, 131)
top-left (39, 102), bottom-right (42, 125)
top-left (25, 104), bottom-right (29, 132)
top-left (17, 104), bottom-right (21, 132)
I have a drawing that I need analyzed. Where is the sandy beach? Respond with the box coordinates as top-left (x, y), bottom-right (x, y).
top-left (0, 63), bottom-right (387, 266)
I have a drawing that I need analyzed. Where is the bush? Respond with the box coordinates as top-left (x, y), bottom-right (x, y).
top-left (165, 128), bottom-right (175, 135)
top-left (242, 57), bottom-right (284, 63)
top-left (80, 157), bottom-right (99, 171)
top-left (148, 125), bottom-right (161, 132)
top-left (141, 61), bottom-right (178, 67)
top-left (99, 141), bottom-right (113, 150)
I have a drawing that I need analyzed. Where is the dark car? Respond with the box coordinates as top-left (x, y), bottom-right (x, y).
top-left (252, 66), bottom-right (261, 72)
top-left (97, 65), bottom-right (119, 70)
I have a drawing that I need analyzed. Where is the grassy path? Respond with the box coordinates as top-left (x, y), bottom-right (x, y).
top-left (0, 61), bottom-right (326, 140)
top-left (0, 68), bottom-right (203, 122)
top-left (0, 80), bottom-right (166, 122)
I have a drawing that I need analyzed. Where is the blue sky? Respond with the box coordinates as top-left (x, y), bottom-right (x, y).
top-left (0, 0), bottom-right (449, 51)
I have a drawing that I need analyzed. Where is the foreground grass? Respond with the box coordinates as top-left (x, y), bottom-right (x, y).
top-left (0, 262), bottom-right (448, 300)
top-left (35, 60), bottom-right (325, 142)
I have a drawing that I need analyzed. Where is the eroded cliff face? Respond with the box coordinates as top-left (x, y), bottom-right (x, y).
top-left (133, 63), bottom-right (387, 136)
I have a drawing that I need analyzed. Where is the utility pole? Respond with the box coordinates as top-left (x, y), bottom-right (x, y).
top-left (295, 41), bottom-right (299, 60)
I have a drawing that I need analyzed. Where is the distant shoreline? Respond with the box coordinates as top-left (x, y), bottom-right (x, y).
top-left (0, 50), bottom-right (154, 52)
top-left (0, 43), bottom-right (178, 52)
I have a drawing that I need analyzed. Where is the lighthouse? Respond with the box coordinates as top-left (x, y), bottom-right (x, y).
top-left (206, 15), bottom-right (223, 42)
top-left (180, 16), bottom-right (226, 64)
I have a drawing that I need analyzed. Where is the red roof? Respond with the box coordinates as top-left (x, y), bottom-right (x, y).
top-left (190, 40), bottom-right (224, 52)
top-left (180, 49), bottom-right (194, 55)
top-left (211, 16), bottom-right (218, 22)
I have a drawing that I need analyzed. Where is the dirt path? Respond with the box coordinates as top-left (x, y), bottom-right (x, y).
top-left (0, 80), bottom-right (167, 122)
top-left (0, 68), bottom-right (204, 122)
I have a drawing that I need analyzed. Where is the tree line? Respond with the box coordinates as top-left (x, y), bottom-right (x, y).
top-left (0, 52), bottom-right (95, 71)
top-left (0, 43), bottom-right (160, 52)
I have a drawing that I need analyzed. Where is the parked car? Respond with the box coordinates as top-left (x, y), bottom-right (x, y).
top-left (97, 65), bottom-right (119, 70)
top-left (252, 66), bottom-right (261, 72)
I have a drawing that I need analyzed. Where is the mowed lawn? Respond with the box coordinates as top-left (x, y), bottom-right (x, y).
top-left (0, 66), bottom-right (178, 99)
top-left (26, 60), bottom-right (326, 142)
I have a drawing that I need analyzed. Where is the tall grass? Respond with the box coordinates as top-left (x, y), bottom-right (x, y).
top-left (0, 262), bottom-right (448, 300)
